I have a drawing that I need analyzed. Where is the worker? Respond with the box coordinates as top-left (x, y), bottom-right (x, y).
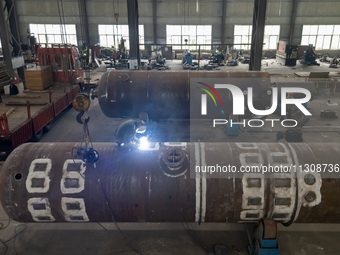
top-left (115, 119), bottom-right (141, 145)
top-left (185, 51), bottom-right (193, 65)
top-left (111, 47), bottom-right (116, 65)
top-left (219, 52), bottom-right (225, 65)
top-left (9, 77), bottom-right (19, 96)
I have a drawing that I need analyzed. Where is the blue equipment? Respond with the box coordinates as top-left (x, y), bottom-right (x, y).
top-left (300, 44), bottom-right (319, 66)
top-left (184, 51), bottom-right (193, 65)
top-left (248, 219), bottom-right (280, 255)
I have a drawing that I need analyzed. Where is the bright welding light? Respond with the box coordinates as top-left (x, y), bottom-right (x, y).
top-left (138, 136), bottom-right (150, 150)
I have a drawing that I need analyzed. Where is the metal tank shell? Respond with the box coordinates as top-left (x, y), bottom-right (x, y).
top-left (1, 142), bottom-right (340, 224)
top-left (97, 70), bottom-right (272, 119)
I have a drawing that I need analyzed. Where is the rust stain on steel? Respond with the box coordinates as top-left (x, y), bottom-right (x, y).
top-left (0, 142), bottom-right (339, 224)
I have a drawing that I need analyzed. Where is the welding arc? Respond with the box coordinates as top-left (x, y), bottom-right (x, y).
top-left (197, 82), bottom-right (223, 106)
top-left (197, 87), bottom-right (217, 106)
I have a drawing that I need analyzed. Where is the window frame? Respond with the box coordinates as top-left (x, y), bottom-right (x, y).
top-left (234, 25), bottom-right (280, 50)
top-left (166, 25), bottom-right (212, 50)
top-left (301, 25), bottom-right (340, 50)
top-left (98, 24), bottom-right (145, 50)
top-left (29, 24), bottom-right (77, 46)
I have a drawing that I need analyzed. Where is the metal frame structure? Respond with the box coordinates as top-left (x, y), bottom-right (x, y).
top-left (289, 0), bottom-right (299, 44)
top-left (152, 0), bottom-right (157, 44)
top-left (249, 0), bottom-right (267, 71)
top-left (221, 0), bottom-right (227, 46)
top-left (78, 0), bottom-right (90, 64)
top-left (0, 0), bottom-right (24, 80)
top-left (127, 0), bottom-right (140, 67)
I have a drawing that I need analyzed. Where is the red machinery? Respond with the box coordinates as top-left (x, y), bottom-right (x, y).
top-left (36, 44), bottom-right (83, 84)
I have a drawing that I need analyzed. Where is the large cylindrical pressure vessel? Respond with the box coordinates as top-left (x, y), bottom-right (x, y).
top-left (1, 142), bottom-right (339, 224)
top-left (97, 70), bottom-right (272, 119)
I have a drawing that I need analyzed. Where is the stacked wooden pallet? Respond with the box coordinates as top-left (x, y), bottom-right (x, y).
top-left (0, 61), bottom-right (12, 89)
top-left (25, 66), bottom-right (53, 90)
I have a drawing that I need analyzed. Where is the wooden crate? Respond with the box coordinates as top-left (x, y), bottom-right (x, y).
top-left (25, 66), bottom-right (53, 90)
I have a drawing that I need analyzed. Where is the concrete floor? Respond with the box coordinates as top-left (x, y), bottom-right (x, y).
top-left (1, 61), bottom-right (340, 254)
top-left (1, 203), bottom-right (340, 255)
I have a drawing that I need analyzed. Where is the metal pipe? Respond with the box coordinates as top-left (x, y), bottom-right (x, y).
top-left (97, 70), bottom-right (273, 119)
top-left (1, 142), bottom-right (340, 224)
top-left (97, 71), bottom-right (317, 120)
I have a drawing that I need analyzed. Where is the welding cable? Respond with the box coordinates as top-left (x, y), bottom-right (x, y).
top-left (13, 224), bottom-right (27, 255)
top-left (96, 175), bottom-right (142, 255)
top-left (0, 240), bottom-right (7, 255)
top-left (1, 177), bottom-right (27, 254)
top-left (182, 223), bottom-right (212, 254)
top-left (0, 215), bottom-right (10, 230)
top-left (0, 224), bottom-right (27, 255)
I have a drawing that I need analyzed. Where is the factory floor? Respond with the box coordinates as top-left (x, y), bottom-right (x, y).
top-left (1, 61), bottom-right (340, 254)
top-left (154, 58), bottom-right (338, 75)
top-left (1, 204), bottom-right (340, 255)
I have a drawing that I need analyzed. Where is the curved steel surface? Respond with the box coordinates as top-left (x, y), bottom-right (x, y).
top-left (1, 142), bottom-right (339, 224)
top-left (97, 70), bottom-right (272, 119)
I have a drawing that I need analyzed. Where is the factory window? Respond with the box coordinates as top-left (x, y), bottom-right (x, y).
top-left (263, 25), bottom-right (280, 50)
top-left (234, 25), bottom-right (280, 50)
top-left (234, 25), bottom-right (252, 50)
top-left (166, 25), bottom-right (212, 50)
top-left (98, 25), bottom-right (145, 50)
top-left (301, 25), bottom-right (340, 50)
top-left (29, 24), bottom-right (77, 46)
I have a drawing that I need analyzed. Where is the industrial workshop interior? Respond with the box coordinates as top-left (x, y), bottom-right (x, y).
top-left (1, 0), bottom-right (340, 254)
